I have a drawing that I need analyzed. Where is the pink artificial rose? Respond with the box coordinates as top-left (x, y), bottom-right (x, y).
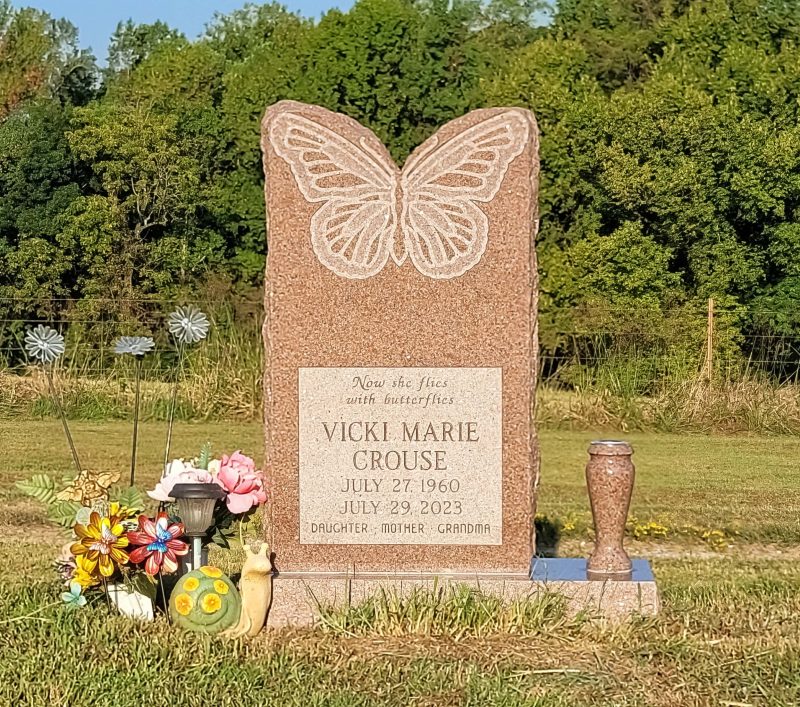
top-left (215, 451), bottom-right (267, 514)
top-left (147, 460), bottom-right (214, 502)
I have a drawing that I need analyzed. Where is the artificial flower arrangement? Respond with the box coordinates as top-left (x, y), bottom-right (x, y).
top-left (150, 448), bottom-right (267, 546)
top-left (16, 306), bottom-right (268, 619)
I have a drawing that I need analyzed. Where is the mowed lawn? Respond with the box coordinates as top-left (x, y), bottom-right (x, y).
top-left (1, 420), bottom-right (800, 706)
top-left (3, 420), bottom-right (798, 540)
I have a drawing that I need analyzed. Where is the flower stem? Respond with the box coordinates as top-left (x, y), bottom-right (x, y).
top-left (129, 356), bottom-right (142, 487)
top-left (239, 516), bottom-right (247, 550)
top-left (45, 367), bottom-right (82, 473)
top-left (101, 576), bottom-right (112, 612)
top-left (158, 571), bottom-right (168, 619)
top-left (0, 601), bottom-right (61, 624)
top-left (162, 343), bottom-right (185, 476)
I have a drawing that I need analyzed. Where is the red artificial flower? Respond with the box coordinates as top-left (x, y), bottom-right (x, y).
top-left (127, 512), bottom-right (189, 576)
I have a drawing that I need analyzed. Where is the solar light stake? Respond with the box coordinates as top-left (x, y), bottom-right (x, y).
top-left (170, 483), bottom-right (226, 571)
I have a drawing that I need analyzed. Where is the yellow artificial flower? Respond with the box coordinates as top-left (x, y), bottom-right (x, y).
top-left (199, 566), bottom-right (222, 578)
top-left (201, 593), bottom-right (221, 614)
top-left (72, 555), bottom-right (100, 588)
top-left (183, 577), bottom-right (200, 591)
top-left (109, 502), bottom-right (138, 521)
top-left (213, 580), bottom-right (229, 595)
top-left (174, 593), bottom-right (193, 616)
top-left (71, 512), bottom-right (129, 577)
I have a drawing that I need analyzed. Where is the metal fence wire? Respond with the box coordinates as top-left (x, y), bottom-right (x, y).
top-left (2, 297), bottom-right (800, 391)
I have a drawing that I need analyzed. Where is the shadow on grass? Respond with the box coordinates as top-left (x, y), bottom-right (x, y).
top-left (535, 515), bottom-right (562, 557)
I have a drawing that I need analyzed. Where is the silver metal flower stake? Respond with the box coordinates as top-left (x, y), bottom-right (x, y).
top-left (24, 325), bottom-right (82, 472)
top-left (113, 336), bottom-right (155, 487)
top-left (162, 306), bottom-right (210, 474)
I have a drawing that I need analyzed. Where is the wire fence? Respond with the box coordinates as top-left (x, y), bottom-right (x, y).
top-left (2, 297), bottom-right (800, 393)
top-left (0, 296), bottom-right (264, 376)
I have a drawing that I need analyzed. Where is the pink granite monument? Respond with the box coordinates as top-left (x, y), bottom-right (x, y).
top-left (259, 101), bottom-right (657, 624)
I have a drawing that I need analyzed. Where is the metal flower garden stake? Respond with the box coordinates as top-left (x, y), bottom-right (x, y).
top-left (114, 336), bottom-right (155, 487)
top-left (24, 325), bottom-right (82, 472)
top-left (163, 306), bottom-right (210, 473)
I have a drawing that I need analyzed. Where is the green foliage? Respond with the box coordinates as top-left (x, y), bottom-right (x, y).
top-left (209, 505), bottom-right (237, 549)
top-left (0, 6), bottom-right (92, 118)
top-left (106, 19), bottom-right (185, 75)
top-left (2, 0), bottom-right (800, 376)
top-left (563, 222), bottom-right (680, 308)
top-left (110, 486), bottom-right (145, 514)
top-left (15, 471), bottom-right (82, 529)
top-left (297, 0), bottom-right (486, 163)
top-left (0, 101), bottom-right (80, 310)
top-left (14, 473), bottom-right (56, 504)
top-left (198, 442), bottom-right (212, 471)
top-left (64, 104), bottom-right (205, 301)
top-left (45, 499), bottom-right (81, 529)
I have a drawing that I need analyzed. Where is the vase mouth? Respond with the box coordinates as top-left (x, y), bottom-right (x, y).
top-left (588, 440), bottom-right (633, 455)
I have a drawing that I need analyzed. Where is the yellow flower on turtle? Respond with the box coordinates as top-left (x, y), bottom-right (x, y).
top-left (201, 593), bottom-right (222, 614)
top-left (199, 566), bottom-right (222, 578)
top-left (183, 577), bottom-right (200, 591)
top-left (174, 593), bottom-right (193, 616)
top-left (71, 511), bottom-right (129, 577)
top-left (214, 580), bottom-right (229, 595)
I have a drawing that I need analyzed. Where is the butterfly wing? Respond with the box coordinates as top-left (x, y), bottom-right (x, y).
top-left (268, 110), bottom-right (398, 280)
top-left (400, 110), bottom-right (530, 280)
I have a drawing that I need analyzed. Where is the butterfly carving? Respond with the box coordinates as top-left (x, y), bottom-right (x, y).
top-left (265, 102), bottom-right (533, 280)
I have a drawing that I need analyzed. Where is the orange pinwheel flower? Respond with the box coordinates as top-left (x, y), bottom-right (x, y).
top-left (71, 512), bottom-right (129, 578)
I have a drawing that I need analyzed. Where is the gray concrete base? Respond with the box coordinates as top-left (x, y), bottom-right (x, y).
top-left (266, 558), bottom-right (660, 628)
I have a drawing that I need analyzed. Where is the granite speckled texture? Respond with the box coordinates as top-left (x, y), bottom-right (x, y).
top-left (585, 441), bottom-right (635, 579)
top-left (261, 100), bottom-right (540, 573)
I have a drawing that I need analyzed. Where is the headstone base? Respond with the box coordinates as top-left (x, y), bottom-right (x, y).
top-left (266, 559), bottom-right (659, 628)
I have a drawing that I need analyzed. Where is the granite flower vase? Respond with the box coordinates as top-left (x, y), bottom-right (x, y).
top-left (586, 441), bottom-right (634, 580)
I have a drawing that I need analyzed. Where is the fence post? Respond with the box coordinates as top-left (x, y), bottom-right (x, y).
top-left (703, 297), bottom-right (714, 380)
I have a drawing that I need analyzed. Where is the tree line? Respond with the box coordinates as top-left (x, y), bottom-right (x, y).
top-left (2, 0), bottom-right (800, 373)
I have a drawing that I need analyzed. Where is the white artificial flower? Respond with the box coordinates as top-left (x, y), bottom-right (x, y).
top-left (147, 457), bottom-right (212, 502)
top-left (25, 325), bottom-right (66, 364)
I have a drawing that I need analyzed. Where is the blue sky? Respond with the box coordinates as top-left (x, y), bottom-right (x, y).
top-left (13, 1), bottom-right (350, 61)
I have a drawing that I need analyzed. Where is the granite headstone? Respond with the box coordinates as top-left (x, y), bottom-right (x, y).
top-left (261, 100), bottom-right (540, 575)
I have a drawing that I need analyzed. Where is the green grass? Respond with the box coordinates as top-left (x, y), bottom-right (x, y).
top-left (538, 430), bottom-right (800, 543)
top-left (1, 420), bottom-right (800, 705)
top-left (2, 421), bottom-right (797, 541)
top-left (2, 559), bottom-right (799, 706)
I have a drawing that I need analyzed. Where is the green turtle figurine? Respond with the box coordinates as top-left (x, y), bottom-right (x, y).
top-left (169, 566), bottom-right (241, 633)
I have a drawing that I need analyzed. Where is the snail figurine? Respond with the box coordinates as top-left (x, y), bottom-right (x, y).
top-left (223, 542), bottom-right (273, 638)
top-left (169, 546), bottom-right (273, 636)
